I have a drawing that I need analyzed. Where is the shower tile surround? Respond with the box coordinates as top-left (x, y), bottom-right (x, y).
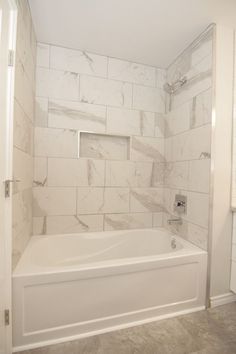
top-left (33, 27), bottom-right (213, 249)
top-left (164, 27), bottom-right (213, 250)
top-left (33, 44), bottom-right (166, 235)
top-left (12, 0), bottom-right (36, 269)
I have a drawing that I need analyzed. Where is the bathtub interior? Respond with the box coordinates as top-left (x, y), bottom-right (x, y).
top-left (13, 228), bottom-right (207, 276)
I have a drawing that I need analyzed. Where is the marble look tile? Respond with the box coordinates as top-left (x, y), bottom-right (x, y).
top-left (79, 132), bottom-right (129, 160)
top-left (155, 114), bottom-right (165, 138)
top-left (36, 43), bottom-right (50, 68)
top-left (13, 148), bottom-right (33, 193)
top-left (183, 191), bottom-right (209, 228)
top-left (164, 137), bottom-right (172, 162)
top-left (190, 88), bottom-right (212, 129)
top-left (164, 188), bottom-right (209, 229)
top-left (77, 187), bottom-right (129, 214)
top-left (156, 69), bottom-right (167, 89)
top-left (33, 187), bottom-right (76, 216)
top-left (12, 189), bottom-right (32, 268)
top-left (108, 58), bottom-right (156, 86)
top-left (133, 85), bottom-right (165, 113)
top-left (15, 57), bottom-right (35, 121)
top-left (34, 127), bottom-right (78, 158)
top-left (135, 162), bottom-right (153, 187)
top-left (106, 107), bottom-right (140, 136)
top-left (164, 161), bottom-right (189, 189)
top-left (165, 213), bottom-right (189, 240)
top-left (48, 158), bottom-right (105, 187)
top-left (46, 215), bottom-right (104, 234)
top-left (170, 124), bottom-right (211, 162)
top-left (107, 107), bottom-right (155, 137)
top-left (14, 99), bottom-right (33, 154)
top-left (165, 101), bottom-right (191, 137)
top-left (188, 159), bottom-right (210, 193)
top-left (35, 97), bottom-right (48, 127)
top-left (105, 161), bottom-right (153, 187)
top-left (170, 55), bottom-right (212, 110)
top-left (130, 188), bottom-right (163, 212)
top-left (131, 136), bottom-right (164, 162)
top-left (48, 100), bottom-right (106, 132)
top-left (34, 157), bottom-right (47, 187)
top-left (186, 223), bottom-right (208, 250)
top-left (167, 27), bottom-right (213, 84)
top-left (191, 33), bottom-right (213, 67)
top-left (153, 212), bottom-right (163, 227)
top-left (105, 161), bottom-right (135, 187)
top-left (33, 216), bottom-right (46, 235)
top-left (139, 111), bottom-right (156, 137)
top-left (104, 213), bottom-right (152, 231)
top-left (36, 67), bottom-right (79, 100)
top-left (151, 163), bottom-right (165, 187)
top-left (163, 187), bottom-right (176, 215)
top-left (80, 76), bottom-right (132, 108)
top-left (76, 187), bottom-right (104, 214)
top-left (15, 7), bottom-right (36, 87)
top-left (50, 45), bottom-right (107, 77)
top-left (98, 187), bottom-right (130, 214)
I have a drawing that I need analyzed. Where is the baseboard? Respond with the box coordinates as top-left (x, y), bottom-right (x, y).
top-left (210, 291), bottom-right (236, 308)
top-left (13, 305), bottom-right (205, 352)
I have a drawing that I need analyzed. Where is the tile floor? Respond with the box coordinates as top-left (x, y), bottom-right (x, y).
top-left (16, 302), bottom-right (236, 354)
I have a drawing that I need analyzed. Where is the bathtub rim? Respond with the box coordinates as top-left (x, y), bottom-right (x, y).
top-left (13, 227), bottom-right (207, 277)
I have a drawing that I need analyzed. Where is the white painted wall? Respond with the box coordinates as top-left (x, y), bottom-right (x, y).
top-left (209, 25), bottom-right (234, 299)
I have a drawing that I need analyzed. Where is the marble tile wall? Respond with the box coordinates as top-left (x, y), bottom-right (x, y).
top-left (33, 43), bottom-right (166, 234)
top-left (163, 26), bottom-right (213, 250)
top-left (13, 0), bottom-right (36, 268)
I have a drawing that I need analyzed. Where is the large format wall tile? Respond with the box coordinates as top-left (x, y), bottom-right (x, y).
top-left (107, 107), bottom-right (155, 137)
top-left (108, 58), bottom-right (156, 86)
top-left (48, 158), bottom-right (105, 187)
top-left (14, 99), bottom-right (33, 154)
top-left (34, 157), bottom-right (47, 187)
top-left (170, 124), bottom-right (211, 162)
top-left (77, 187), bottom-right (129, 214)
top-left (35, 97), bottom-right (48, 127)
top-left (33, 187), bottom-right (76, 216)
top-left (34, 127), bottom-right (78, 158)
top-left (105, 161), bottom-right (153, 187)
top-left (163, 26), bottom-right (213, 249)
top-left (36, 67), bottom-right (79, 100)
top-left (34, 42), bottom-right (166, 234)
top-left (33, 27), bottom-right (212, 238)
top-left (80, 75), bottom-right (132, 108)
top-left (131, 136), bottom-right (165, 162)
top-left (133, 85), bottom-right (165, 113)
top-left (50, 45), bottom-right (107, 77)
top-left (36, 43), bottom-right (50, 68)
top-left (48, 99), bottom-right (106, 132)
top-left (46, 215), bottom-right (104, 234)
top-left (104, 213), bottom-right (153, 231)
top-left (13, 0), bottom-right (36, 268)
top-left (130, 188), bottom-right (163, 212)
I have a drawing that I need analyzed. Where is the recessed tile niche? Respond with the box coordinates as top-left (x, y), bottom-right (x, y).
top-left (79, 132), bottom-right (130, 160)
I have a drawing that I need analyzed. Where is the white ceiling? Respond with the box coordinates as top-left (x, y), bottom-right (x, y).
top-left (29, 0), bottom-right (236, 68)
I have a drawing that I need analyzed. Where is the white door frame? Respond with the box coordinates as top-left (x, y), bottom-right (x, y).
top-left (0, 0), bottom-right (17, 353)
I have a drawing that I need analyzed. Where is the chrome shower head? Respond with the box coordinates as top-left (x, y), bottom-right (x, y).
top-left (163, 76), bottom-right (187, 94)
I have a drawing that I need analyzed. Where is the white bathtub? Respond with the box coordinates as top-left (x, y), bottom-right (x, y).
top-left (13, 228), bottom-right (207, 352)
